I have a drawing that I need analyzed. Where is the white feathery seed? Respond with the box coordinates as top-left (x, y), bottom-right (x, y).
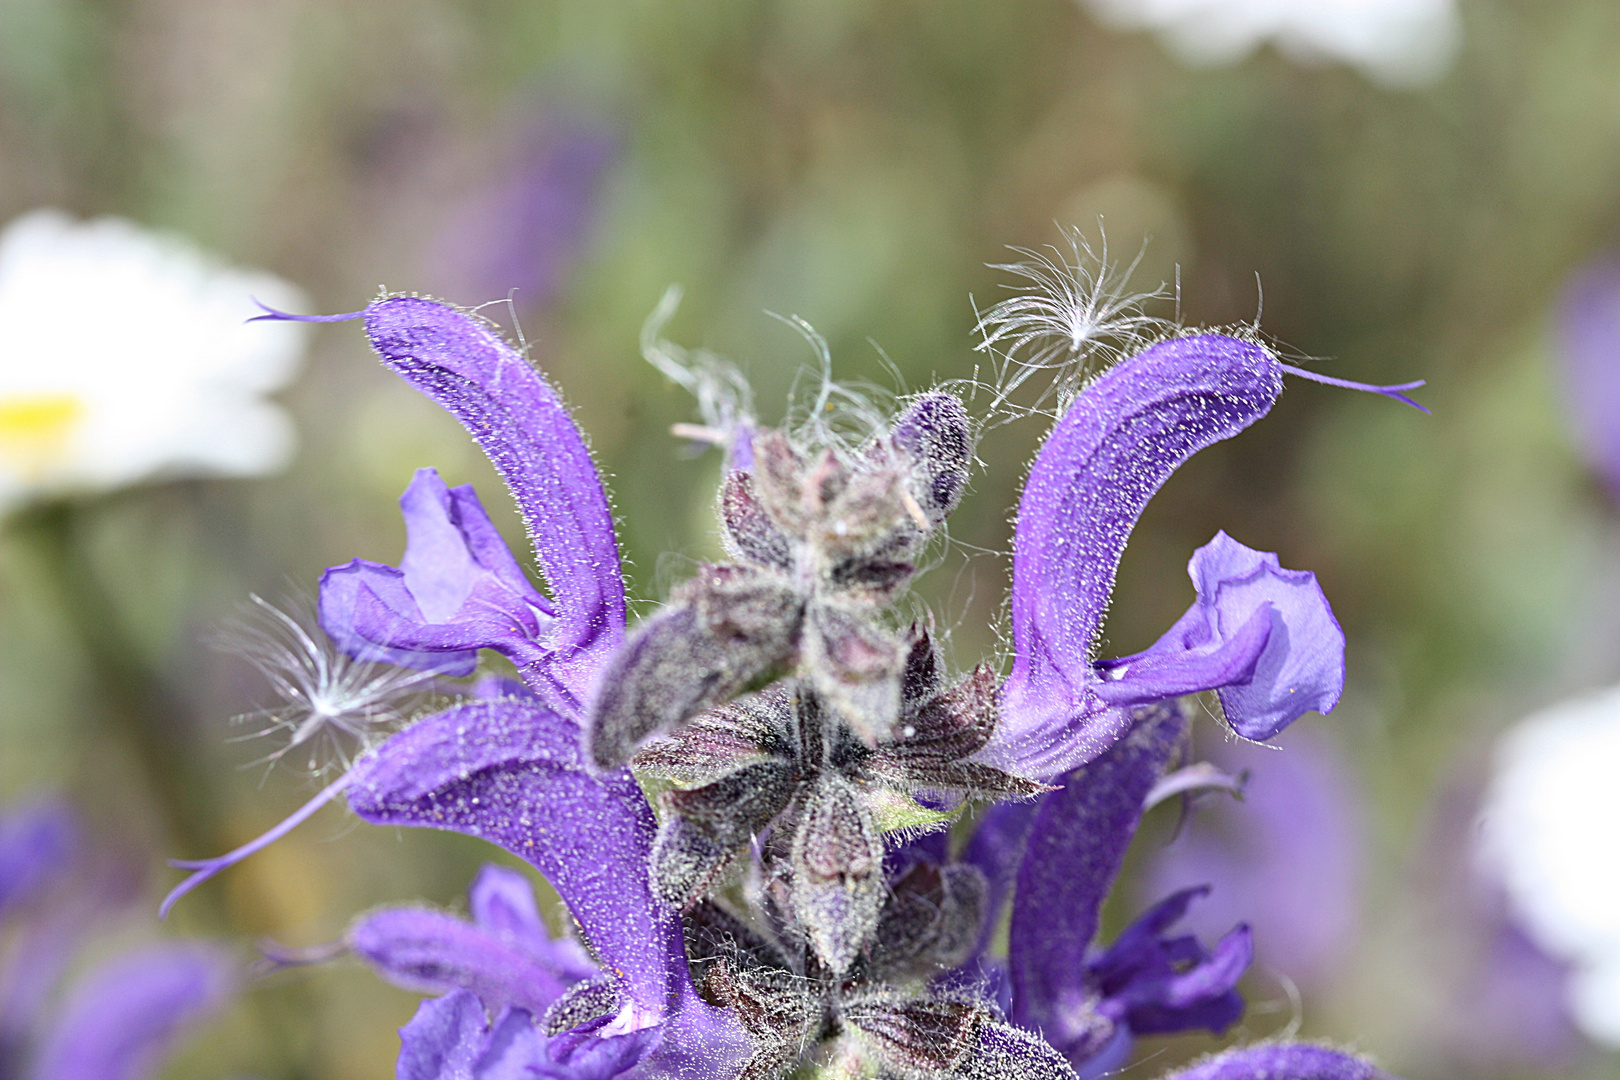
top-left (974, 227), bottom-right (1172, 416)
top-left (217, 595), bottom-right (449, 776)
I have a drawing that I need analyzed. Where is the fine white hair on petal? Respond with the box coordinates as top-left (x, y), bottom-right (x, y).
top-left (1480, 684), bottom-right (1620, 1047)
top-left (1078, 0), bottom-right (1459, 88)
top-left (214, 595), bottom-right (450, 777)
top-left (0, 209), bottom-right (311, 515)
top-left (973, 225), bottom-right (1172, 419)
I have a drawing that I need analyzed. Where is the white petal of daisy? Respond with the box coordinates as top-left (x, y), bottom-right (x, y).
top-left (1079, 0), bottom-right (1460, 87)
top-left (0, 209), bottom-right (310, 514)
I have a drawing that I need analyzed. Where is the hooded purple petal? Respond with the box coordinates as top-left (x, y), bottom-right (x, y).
top-left (351, 907), bottom-right (581, 1016)
top-left (1117, 532), bottom-right (1344, 740)
top-left (1560, 256), bottom-right (1620, 496)
top-left (320, 469), bottom-right (561, 680)
top-left (363, 298), bottom-right (625, 696)
top-left (1008, 703), bottom-right (1185, 1058)
top-left (346, 700), bottom-right (676, 1025)
top-left (27, 944), bottom-right (233, 1080)
top-left (0, 800), bottom-right (77, 916)
top-left (990, 335), bottom-right (1282, 778)
top-left (1160, 1043), bottom-right (1393, 1080)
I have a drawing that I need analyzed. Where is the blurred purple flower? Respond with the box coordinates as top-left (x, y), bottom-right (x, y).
top-left (0, 800), bottom-right (231, 1080)
top-left (1146, 727), bottom-right (1365, 991)
top-left (1560, 255), bottom-right (1620, 496)
top-left (428, 118), bottom-right (616, 311)
top-left (1157, 1042), bottom-right (1394, 1080)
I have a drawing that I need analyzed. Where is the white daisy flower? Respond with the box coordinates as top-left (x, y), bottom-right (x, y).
top-left (1080, 0), bottom-right (1460, 87)
top-left (1482, 684), bottom-right (1620, 1046)
top-left (0, 209), bottom-right (309, 515)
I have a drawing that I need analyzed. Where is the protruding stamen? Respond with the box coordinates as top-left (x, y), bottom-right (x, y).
top-left (248, 299), bottom-right (368, 324)
top-left (160, 773), bottom-right (352, 919)
top-left (1278, 362), bottom-right (1430, 413)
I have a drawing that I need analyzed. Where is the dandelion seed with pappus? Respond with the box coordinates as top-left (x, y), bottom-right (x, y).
top-left (215, 594), bottom-right (451, 776)
top-left (167, 238), bottom-right (1425, 1079)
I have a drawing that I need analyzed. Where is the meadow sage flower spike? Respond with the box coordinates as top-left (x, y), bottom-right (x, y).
top-left (195, 264), bottom-right (1424, 1078)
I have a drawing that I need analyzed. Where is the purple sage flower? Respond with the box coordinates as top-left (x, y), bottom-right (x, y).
top-left (170, 242), bottom-right (1423, 1078)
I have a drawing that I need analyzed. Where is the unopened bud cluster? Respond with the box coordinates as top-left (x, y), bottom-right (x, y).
top-left (584, 392), bottom-right (1055, 1078)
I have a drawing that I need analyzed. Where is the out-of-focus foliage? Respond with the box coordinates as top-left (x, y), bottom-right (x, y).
top-left (2, 1), bottom-right (1619, 1077)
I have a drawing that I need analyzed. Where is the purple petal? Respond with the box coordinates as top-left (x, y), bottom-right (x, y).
top-left (1560, 255), bottom-right (1620, 496)
top-left (28, 944), bottom-right (233, 1080)
top-left (1008, 704), bottom-right (1185, 1053)
top-left (991, 335), bottom-right (1281, 777)
top-left (350, 906), bottom-right (581, 1015)
top-left (345, 700), bottom-right (680, 1025)
top-left (397, 990), bottom-right (489, 1080)
top-left (1090, 888), bottom-right (1250, 1037)
top-left (1091, 604), bottom-right (1273, 709)
top-left (467, 864), bottom-right (596, 982)
top-left (1160, 1043), bottom-right (1394, 1080)
top-left (395, 992), bottom-right (676, 1080)
top-left (320, 562), bottom-right (479, 675)
top-left (1146, 728), bottom-right (1364, 991)
top-left (1125, 531), bottom-right (1344, 740)
top-left (320, 470), bottom-right (561, 681)
top-left (608, 984), bottom-right (751, 1080)
top-left (0, 799), bottom-right (77, 916)
top-left (482, 1008), bottom-right (657, 1080)
top-left (471, 990), bottom-right (746, 1080)
top-left (363, 298), bottom-right (625, 695)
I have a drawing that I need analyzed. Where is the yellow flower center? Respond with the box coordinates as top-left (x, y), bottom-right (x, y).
top-left (0, 393), bottom-right (83, 476)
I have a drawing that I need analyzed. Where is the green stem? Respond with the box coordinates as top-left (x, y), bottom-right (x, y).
top-left (14, 500), bottom-right (225, 862)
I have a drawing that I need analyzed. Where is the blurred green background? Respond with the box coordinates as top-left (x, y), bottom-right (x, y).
top-left (3, 1), bottom-right (1620, 1077)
